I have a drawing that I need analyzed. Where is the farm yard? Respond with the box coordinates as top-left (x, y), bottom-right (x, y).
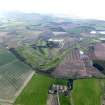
top-left (0, 47), bottom-right (34, 104)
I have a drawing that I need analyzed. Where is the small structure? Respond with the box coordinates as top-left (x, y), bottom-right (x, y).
top-left (47, 38), bottom-right (64, 48)
top-left (49, 84), bottom-right (67, 94)
top-left (48, 80), bottom-right (73, 96)
top-left (48, 84), bottom-right (70, 96)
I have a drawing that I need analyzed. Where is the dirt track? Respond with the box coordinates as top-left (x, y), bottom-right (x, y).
top-left (47, 94), bottom-right (59, 105)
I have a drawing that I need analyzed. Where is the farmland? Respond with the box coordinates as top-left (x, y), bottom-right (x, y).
top-left (15, 40), bottom-right (66, 71)
top-left (0, 12), bottom-right (105, 105)
top-left (71, 79), bottom-right (103, 105)
top-left (14, 74), bottom-right (69, 105)
top-left (14, 74), bottom-right (104, 105)
top-left (14, 74), bottom-right (55, 105)
top-left (0, 47), bottom-right (34, 104)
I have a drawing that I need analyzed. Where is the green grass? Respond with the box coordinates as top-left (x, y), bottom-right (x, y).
top-left (71, 79), bottom-right (102, 105)
top-left (59, 95), bottom-right (71, 105)
top-left (14, 74), bottom-right (104, 105)
top-left (14, 74), bottom-right (54, 105)
top-left (14, 74), bottom-right (68, 105)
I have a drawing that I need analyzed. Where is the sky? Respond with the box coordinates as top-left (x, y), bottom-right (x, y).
top-left (0, 0), bottom-right (105, 20)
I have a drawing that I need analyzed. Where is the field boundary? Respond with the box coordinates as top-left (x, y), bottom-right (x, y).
top-left (14, 71), bottom-right (35, 99)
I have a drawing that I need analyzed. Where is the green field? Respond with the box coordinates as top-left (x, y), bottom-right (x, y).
top-left (71, 79), bottom-right (103, 105)
top-left (14, 74), bottom-right (69, 105)
top-left (14, 74), bottom-right (55, 105)
top-left (14, 75), bottom-right (102, 105)
top-left (14, 74), bottom-right (104, 105)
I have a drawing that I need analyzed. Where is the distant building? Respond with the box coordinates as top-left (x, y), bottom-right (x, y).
top-left (90, 30), bottom-right (105, 35)
top-left (90, 31), bottom-right (96, 34)
top-left (47, 38), bottom-right (64, 48)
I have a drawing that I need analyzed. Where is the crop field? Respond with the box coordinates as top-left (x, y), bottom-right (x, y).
top-left (0, 48), bottom-right (34, 104)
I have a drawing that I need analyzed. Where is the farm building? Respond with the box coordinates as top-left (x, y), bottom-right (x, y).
top-left (47, 36), bottom-right (75, 49)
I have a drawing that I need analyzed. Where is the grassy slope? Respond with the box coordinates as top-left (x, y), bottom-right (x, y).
top-left (71, 79), bottom-right (102, 105)
top-left (16, 43), bottom-right (67, 71)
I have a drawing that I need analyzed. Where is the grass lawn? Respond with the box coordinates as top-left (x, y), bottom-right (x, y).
top-left (71, 79), bottom-right (102, 105)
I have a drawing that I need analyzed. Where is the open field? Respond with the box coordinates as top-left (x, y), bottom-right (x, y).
top-left (0, 48), bottom-right (34, 104)
top-left (14, 74), bottom-right (55, 105)
top-left (71, 79), bottom-right (102, 105)
top-left (14, 74), bottom-right (104, 105)
top-left (14, 74), bottom-right (69, 105)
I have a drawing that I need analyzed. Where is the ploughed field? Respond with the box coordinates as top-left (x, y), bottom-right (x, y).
top-left (0, 47), bottom-right (33, 104)
top-left (52, 48), bottom-right (105, 79)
